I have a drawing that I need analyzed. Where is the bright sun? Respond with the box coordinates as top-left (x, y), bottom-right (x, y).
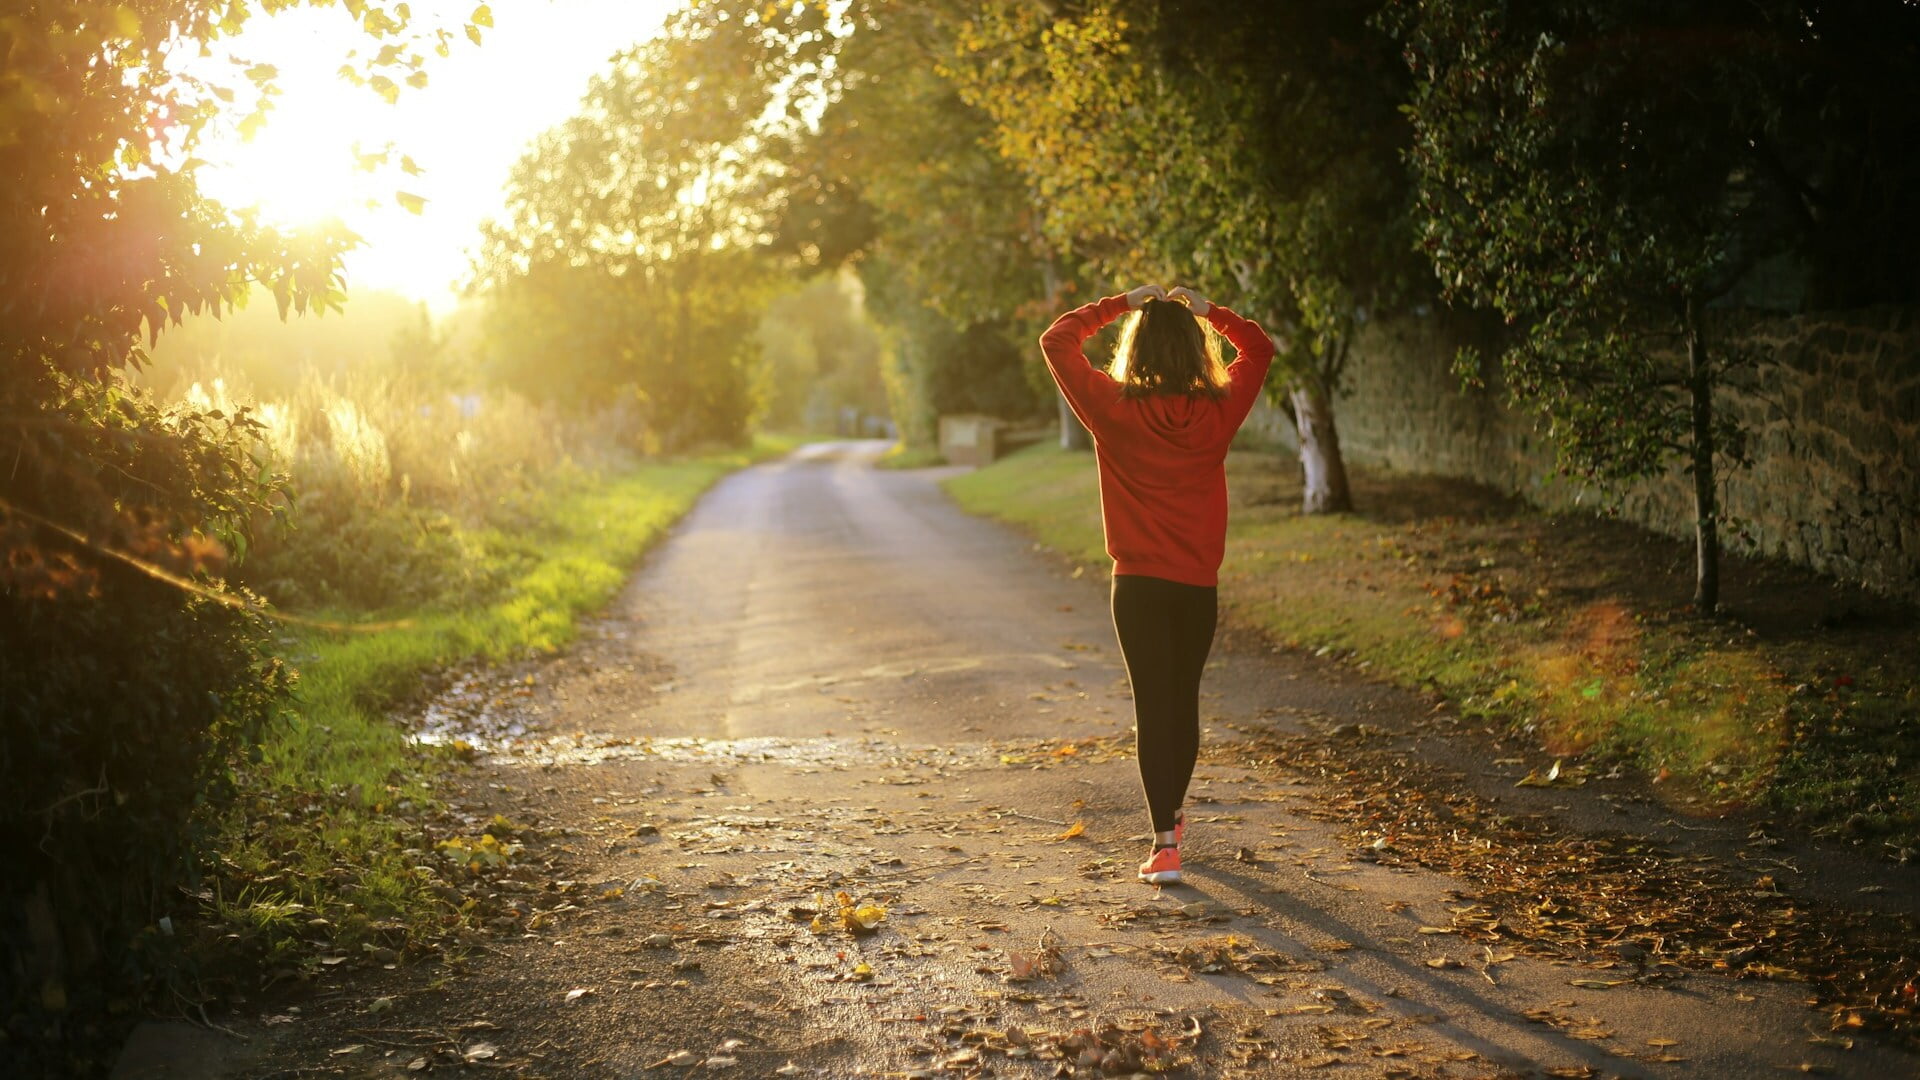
top-left (178, 0), bottom-right (682, 310)
top-left (198, 97), bottom-right (373, 229)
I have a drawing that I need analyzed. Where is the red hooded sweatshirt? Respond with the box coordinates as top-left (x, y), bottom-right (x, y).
top-left (1039, 294), bottom-right (1275, 587)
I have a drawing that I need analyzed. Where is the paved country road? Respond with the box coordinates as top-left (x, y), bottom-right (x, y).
top-left (129, 441), bottom-right (1918, 1079)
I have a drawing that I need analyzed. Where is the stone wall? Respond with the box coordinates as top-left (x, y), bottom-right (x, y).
top-left (1245, 307), bottom-right (1920, 602)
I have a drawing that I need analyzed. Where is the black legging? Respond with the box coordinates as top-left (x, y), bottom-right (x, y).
top-left (1110, 573), bottom-right (1218, 833)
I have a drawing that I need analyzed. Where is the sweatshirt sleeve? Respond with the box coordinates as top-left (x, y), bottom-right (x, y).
top-left (1039, 294), bottom-right (1131, 438)
top-left (1207, 304), bottom-right (1276, 432)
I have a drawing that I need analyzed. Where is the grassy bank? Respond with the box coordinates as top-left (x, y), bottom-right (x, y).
top-left (877, 442), bottom-right (948, 469)
top-left (946, 443), bottom-right (1919, 853)
top-left (205, 437), bottom-right (796, 970)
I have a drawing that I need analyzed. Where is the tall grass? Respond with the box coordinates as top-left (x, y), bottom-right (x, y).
top-left (152, 338), bottom-right (791, 964)
top-left (179, 368), bottom-right (643, 612)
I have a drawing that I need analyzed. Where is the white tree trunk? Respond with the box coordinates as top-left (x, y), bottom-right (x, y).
top-left (1058, 392), bottom-right (1091, 450)
top-left (1289, 381), bottom-right (1352, 514)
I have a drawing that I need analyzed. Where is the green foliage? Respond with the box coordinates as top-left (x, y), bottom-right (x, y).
top-left (659, 0), bottom-right (1052, 445)
top-left (2, 576), bottom-right (292, 1044)
top-left (0, 4), bottom-right (491, 1067)
top-left (471, 4), bottom-right (830, 450)
top-left (816, 15), bottom-right (1047, 329)
top-left (942, 0), bottom-right (1422, 391)
top-left (860, 253), bottom-right (1051, 436)
top-left (932, 0), bottom-right (1423, 505)
top-left (1385, 0), bottom-right (1920, 605)
top-left (0, 381), bottom-right (294, 1048)
top-left (145, 289), bottom-right (450, 399)
top-left (1390, 0), bottom-right (1920, 608)
top-left (1394, 0), bottom-right (1759, 470)
top-left (755, 273), bottom-right (890, 434)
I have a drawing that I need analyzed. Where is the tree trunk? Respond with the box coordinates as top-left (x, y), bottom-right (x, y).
top-left (1058, 392), bottom-right (1092, 450)
top-left (1030, 238), bottom-right (1090, 451)
top-left (1685, 299), bottom-right (1719, 612)
top-left (1289, 379), bottom-right (1352, 514)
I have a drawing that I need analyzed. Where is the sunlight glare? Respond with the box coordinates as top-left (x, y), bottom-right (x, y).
top-left (184, 1), bottom-right (682, 310)
top-left (199, 94), bottom-right (371, 229)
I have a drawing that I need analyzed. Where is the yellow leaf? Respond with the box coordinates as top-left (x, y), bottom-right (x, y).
top-left (395, 190), bottom-right (426, 214)
top-left (470, 4), bottom-right (493, 28)
top-left (847, 902), bottom-right (887, 931)
top-left (1057, 820), bottom-right (1085, 840)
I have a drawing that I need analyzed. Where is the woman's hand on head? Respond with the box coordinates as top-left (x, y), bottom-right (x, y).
top-left (1124, 284), bottom-right (1167, 309)
top-left (1167, 286), bottom-right (1210, 316)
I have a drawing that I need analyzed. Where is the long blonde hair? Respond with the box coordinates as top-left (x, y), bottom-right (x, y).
top-left (1108, 298), bottom-right (1229, 398)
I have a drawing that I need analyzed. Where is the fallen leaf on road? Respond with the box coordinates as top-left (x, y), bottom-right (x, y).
top-left (1009, 951), bottom-right (1039, 980)
top-left (808, 891), bottom-right (887, 935)
top-left (464, 1042), bottom-right (498, 1062)
top-left (564, 987), bottom-right (594, 1004)
top-left (1058, 821), bottom-right (1086, 840)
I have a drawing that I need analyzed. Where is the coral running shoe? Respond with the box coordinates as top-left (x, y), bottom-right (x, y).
top-left (1138, 846), bottom-right (1182, 885)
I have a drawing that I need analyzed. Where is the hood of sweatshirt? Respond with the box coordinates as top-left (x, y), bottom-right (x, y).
top-left (1127, 392), bottom-right (1228, 453)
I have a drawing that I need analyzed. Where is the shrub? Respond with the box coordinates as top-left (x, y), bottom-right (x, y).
top-left (178, 370), bottom-right (617, 614)
top-left (0, 375), bottom-right (291, 1070)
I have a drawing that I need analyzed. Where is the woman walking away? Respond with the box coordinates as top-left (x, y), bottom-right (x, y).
top-left (1039, 283), bottom-right (1274, 885)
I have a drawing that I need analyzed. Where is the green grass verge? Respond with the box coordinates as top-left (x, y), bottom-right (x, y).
top-left (209, 436), bottom-right (795, 961)
top-left (946, 442), bottom-right (1919, 851)
top-left (876, 442), bottom-right (947, 470)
